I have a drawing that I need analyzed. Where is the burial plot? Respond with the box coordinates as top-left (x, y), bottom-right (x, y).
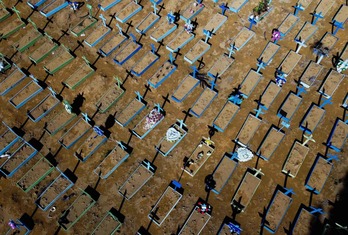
top-left (150, 20), bottom-right (177, 42)
top-left (0, 4), bottom-right (10, 22)
top-left (212, 153), bottom-right (238, 194)
top-left (213, 99), bottom-right (240, 132)
top-left (312, 0), bottom-right (335, 24)
top-left (115, 95), bottom-right (147, 127)
top-left (258, 42), bottom-right (280, 66)
top-left (29, 35), bottom-right (59, 64)
top-left (99, 0), bottom-right (121, 11)
top-left (256, 126), bottom-right (285, 161)
top-left (0, 13), bottom-right (25, 39)
top-left (263, 187), bottom-right (293, 233)
top-left (277, 50), bottom-right (302, 77)
top-left (235, 113), bottom-right (262, 148)
top-left (155, 121), bottom-right (188, 157)
top-left (294, 22), bottom-right (318, 44)
top-left (118, 159), bottom-right (156, 200)
top-left (305, 155), bottom-right (333, 194)
top-left (299, 103), bottom-right (325, 134)
top-left (94, 142), bottom-right (130, 179)
top-left (229, 0), bottom-right (249, 13)
top-left (70, 15), bottom-right (98, 37)
top-left (148, 61), bottom-right (177, 88)
top-left (75, 126), bottom-right (108, 162)
top-left (282, 141), bottom-right (309, 178)
top-left (0, 137), bottom-right (25, 168)
top-left (231, 168), bottom-right (262, 212)
top-left (36, 169), bottom-right (75, 210)
top-left (0, 64), bottom-right (27, 96)
top-left (178, 198), bottom-right (212, 235)
top-left (84, 22), bottom-right (111, 47)
top-left (278, 13), bottom-right (299, 38)
top-left (0, 54), bottom-right (11, 73)
top-left (27, 91), bottom-right (60, 122)
top-left (277, 92), bottom-right (302, 122)
top-left (226, 27), bottom-right (255, 53)
top-left (296, 0), bottom-right (313, 12)
top-left (171, 75), bottom-right (199, 103)
top-left (27, 0), bottom-right (49, 9)
top-left (135, 12), bottom-right (160, 35)
top-left (299, 61), bottom-right (323, 88)
top-left (16, 156), bottom-right (55, 193)
top-left (63, 59), bottom-right (95, 90)
top-left (95, 81), bottom-right (125, 113)
top-left (113, 39), bottom-right (142, 66)
top-left (203, 13), bottom-right (227, 34)
top-left (180, 1), bottom-right (205, 22)
top-left (326, 118), bottom-right (348, 152)
top-left (332, 5), bottom-right (348, 34)
top-left (92, 208), bottom-right (123, 234)
top-left (260, 81), bottom-right (281, 110)
top-left (316, 32), bottom-right (338, 60)
top-left (239, 70), bottom-right (263, 99)
top-left (148, 180), bottom-right (183, 226)
top-left (44, 46), bottom-right (75, 75)
top-left (99, 33), bottom-right (128, 57)
top-left (39, 0), bottom-right (69, 18)
top-left (183, 137), bottom-right (215, 177)
top-left (217, 220), bottom-right (242, 235)
top-left (190, 86), bottom-right (218, 118)
top-left (115, 1), bottom-right (142, 23)
top-left (9, 78), bottom-right (43, 109)
top-left (45, 101), bottom-right (77, 136)
top-left (0, 122), bottom-right (22, 156)
top-left (207, 54), bottom-right (234, 79)
top-left (58, 188), bottom-right (97, 230)
top-left (291, 207), bottom-right (319, 234)
top-left (58, 117), bottom-right (92, 149)
top-left (319, 69), bottom-right (345, 98)
top-left (184, 40), bottom-right (210, 64)
top-left (166, 28), bottom-right (195, 53)
top-left (132, 105), bottom-right (165, 139)
top-left (13, 25), bottom-right (43, 53)
top-left (0, 141), bottom-right (38, 177)
top-left (131, 49), bottom-right (159, 77)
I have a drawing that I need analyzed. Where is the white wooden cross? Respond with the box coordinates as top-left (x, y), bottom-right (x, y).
top-left (302, 134), bottom-right (315, 146)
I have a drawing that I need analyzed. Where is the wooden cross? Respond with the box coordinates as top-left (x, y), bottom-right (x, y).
top-left (99, 14), bottom-right (107, 27)
top-left (283, 187), bottom-right (295, 196)
top-left (312, 11), bottom-right (323, 25)
top-left (48, 87), bottom-right (57, 97)
top-left (320, 97), bottom-right (333, 108)
top-left (155, 103), bottom-right (163, 112)
top-left (295, 38), bottom-right (307, 54)
top-left (82, 56), bottom-right (91, 65)
top-left (302, 134), bottom-right (315, 146)
top-left (228, 43), bottom-right (236, 57)
top-left (309, 206), bottom-right (324, 215)
top-left (27, 18), bottom-right (38, 31)
top-left (63, 100), bottom-right (73, 114)
top-left (117, 141), bottom-right (127, 151)
top-left (114, 76), bottom-right (123, 88)
top-left (252, 168), bottom-right (264, 177)
top-left (219, 3), bottom-right (229, 15)
top-left (293, 3), bottom-right (304, 16)
top-left (256, 58), bottom-right (266, 73)
top-left (82, 112), bottom-right (91, 123)
top-left (135, 91), bottom-right (143, 101)
top-left (176, 119), bottom-right (186, 129)
top-left (326, 154), bottom-right (339, 162)
top-left (191, 65), bottom-right (198, 78)
top-left (169, 52), bottom-right (175, 64)
top-left (167, 11), bottom-right (175, 24)
top-left (203, 29), bottom-right (212, 43)
top-left (296, 85), bottom-right (307, 97)
top-left (86, 4), bottom-right (93, 18)
top-left (115, 23), bottom-right (123, 35)
top-left (11, 6), bottom-right (21, 20)
top-left (143, 159), bottom-right (155, 172)
top-left (254, 106), bottom-right (265, 118)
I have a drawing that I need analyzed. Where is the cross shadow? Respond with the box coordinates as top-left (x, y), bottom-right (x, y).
top-left (10, 50), bottom-right (18, 60)
top-left (42, 17), bottom-right (54, 31)
top-left (72, 159), bottom-right (81, 174)
top-left (57, 28), bottom-right (70, 42)
top-left (91, 104), bottom-right (101, 119)
top-left (38, 128), bottom-right (46, 142)
top-left (25, 8), bottom-right (36, 21)
top-left (258, 207), bottom-right (269, 234)
top-left (182, 108), bottom-right (192, 123)
top-left (318, 90), bottom-right (323, 106)
top-left (43, 72), bottom-right (52, 83)
top-left (53, 225), bottom-right (61, 235)
top-left (178, 157), bottom-right (189, 182)
top-left (94, 171), bottom-right (102, 190)
top-left (175, 48), bottom-right (182, 60)
top-left (104, 111), bottom-right (117, 130)
top-left (308, 188), bottom-right (315, 206)
top-left (231, 197), bottom-right (243, 220)
top-left (92, 51), bottom-right (102, 67)
top-left (207, 125), bottom-right (216, 139)
top-left (72, 40), bottom-right (84, 54)
top-left (197, 57), bottom-right (205, 70)
top-left (127, 128), bottom-right (134, 145)
top-left (71, 92), bottom-right (85, 115)
top-left (204, 174), bottom-right (216, 203)
top-left (123, 69), bottom-right (133, 84)
top-left (30, 205), bottom-right (39, 218)
top-left (283, 221), bottom-right (292, 235)
top-left (58, 83), bottom-right (67, 96)
top-left (125, 21), bottom-right (133, 34)
top-left (26, 61), bottom-right (35, 71)
top-left (161, 93), bottom-right (170, 109)
top-left (53, 145), bottom-right (63, 158)
top-left (255, 152), bottom-right (261, 169)
top-left (118, 190), bottom-right (126, 213)
top-left (152, 148), bottom-right (160, 164)
top-left (284, 170), bottom-right (290, 188)
top-left (14, 0), bottom-right (23, 7)
top-left (156, 40), bottom-right (164, 54)
top-left (19, 117), bottom-right (30, 129)
top-left (147, 206), bottom-right (159, 231)
top-left (107, 13), bottom-right (116, 26)
top-left (143, 84), bottom-right (151, 99)
top-left (157, 3), bottom-right (165, 15)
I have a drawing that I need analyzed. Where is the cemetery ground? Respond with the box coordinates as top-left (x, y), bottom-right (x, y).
top-left (0, 0), bottom-right (347, 234)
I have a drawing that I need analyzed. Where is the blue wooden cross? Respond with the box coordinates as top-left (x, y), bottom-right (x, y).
top-left (117, 141), bottom-right (127, 151)
top-left (129, 33), bottom-right (137, 42)
top-left (293, 3), bottom-right (304, 16)
top-left (327, 153), bottom-right (339, 162)
top-left (177, 119), bottom-right (186, 129)
top-left (150, 0), bottom-right (162, 14)
top-left (256, 58), bottom-right (266, 73)
top-left (254, 106), bottom-right (265, 118)
top-left (309, 206), bottom-right (324, 215)
top-left (116, 23), bottom-right (123, 35)
top-left (332, 21), bottom-right (344, 35)
top-left (150, 43), bottom-right (156, 54)
top-left (320, 97), bottom-right (333, 108)
top-left (326, 141), bottom-right (341, 152)
top-left (276, 67), bottom-right (285, 76)
top-left (296, 85), bottom-right (307, 97)
top-left (155, 103), bottom-right (163, 112)
top-left (167, 11), bottom-right (175, 24)
top-left (228, 95), bottom-right (242, 105)
top-left (191, 65), bottom-right (198, 78)
top-left (227, 222), bottom-right (242, 235)
top-left (345, 113), bottom-right (348, 124)
top-left (82, 112), bottom-right (91, 123)
top-left (284, 187), bottom-right (295, 196)
top-left (209, 78), bottom-right (217, 90)
top-left (169, 52), bottom-right (175, 64)
top-left (228, 43), bottom-right (236, 57)
top-left (312, 11), bottom-right (324, 25)
top-left (48, 87), bottom-right (57, 97)
top-left (203, 29), bottom-right (213, 43)
top-left (219, 3), bottom-right (229, 15)
top-left (278, 120), bottom-right (290, 132)
top-left (171, 180), bottom-right (182, 191)
top-left (213, 0), bottom-right (219, 4)
top-left (196, 0), bottom-right (203, 4)
top-left (248, 17), bottom-right (257, 30)
top-left (135, 91), bottom-right (143, 101)
top-left (143, 159), bottom-right (155, 171)
top-left (99, 14), bottom-right (107, 27)
top-left (231, 152), bottom-right (238, 160)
